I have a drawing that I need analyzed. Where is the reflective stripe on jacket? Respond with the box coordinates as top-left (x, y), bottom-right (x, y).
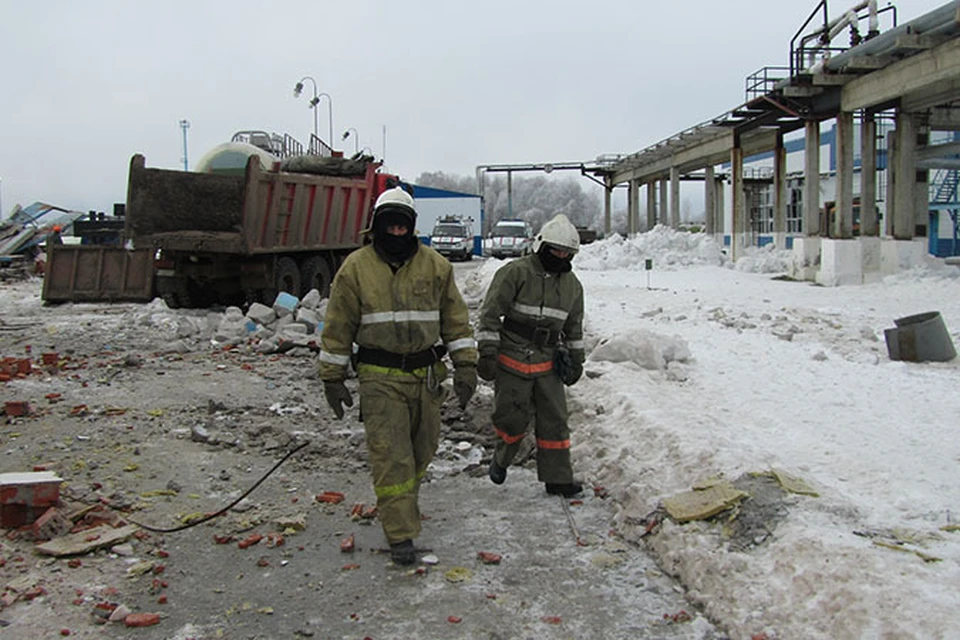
top-left (319, 245), bottom-right (477, 381)
top-left (477, 254), bottom-right (584, 379)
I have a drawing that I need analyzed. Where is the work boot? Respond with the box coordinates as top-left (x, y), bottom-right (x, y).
top-left (545, 482), bottom-right (583, 497)
top-left (389, 539), bottom-right (416, 566)
top-left (488, 459), bottom-right (506, 485)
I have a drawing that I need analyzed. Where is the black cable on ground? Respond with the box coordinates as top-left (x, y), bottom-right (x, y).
top-left (127, 440), bottom-right (310, 534)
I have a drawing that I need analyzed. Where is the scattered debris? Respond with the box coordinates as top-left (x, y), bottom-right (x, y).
top-left (663, 481), bottom-right (749, 523)
top-left (34, 524), bottom-right (139, 557)
top-left (770, 468), bottom-right (819, 497)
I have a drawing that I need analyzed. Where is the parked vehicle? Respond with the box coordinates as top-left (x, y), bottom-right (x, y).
top-left (43, 149), bottom-right (402, 307)
top-left (430, 216), bottom-right (473, 261)
top-left (488, 219), bottom-right (533, 259)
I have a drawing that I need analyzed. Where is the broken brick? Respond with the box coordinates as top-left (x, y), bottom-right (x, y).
top-left (237, 533), bottom-right (263, 549)
top-left (316, 491), bottom-right (345, 504)
top-left (32, 506), bottom-right (72, 541)
top-left (124, 612), bottom-right (161, 627)
top-left (4, 400), bottom-right (31, 417)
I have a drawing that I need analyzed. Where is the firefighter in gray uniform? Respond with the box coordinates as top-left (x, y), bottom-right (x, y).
top-left (476, 214), bottom-right (585, 497)
top-left (318, 186), bottom-right (478, 565)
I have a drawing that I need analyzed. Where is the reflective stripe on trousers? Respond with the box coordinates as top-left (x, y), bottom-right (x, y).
top-left (491, 369), bottom-right (573, 484)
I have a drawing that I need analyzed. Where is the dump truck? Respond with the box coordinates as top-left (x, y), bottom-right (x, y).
top-left (43, 150), bottom-right (402, 307)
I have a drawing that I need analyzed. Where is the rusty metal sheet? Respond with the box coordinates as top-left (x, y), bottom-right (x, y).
top-left (42, 245), bottom-right (155, 303)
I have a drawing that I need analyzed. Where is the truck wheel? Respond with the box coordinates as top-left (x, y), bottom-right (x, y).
top-left (161, 292), bottom-right (181, 309)
top-left (300, 256), bottom-right (332, 298)
top-left (275, 257), bottom-right (301, 298)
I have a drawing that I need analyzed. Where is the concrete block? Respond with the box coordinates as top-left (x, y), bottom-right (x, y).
top-left (818, 239), bottom-right (863, 286)
top-left (295, 308), bottom-right (321, 333)
top-left (859, 236), bottom-right (882, 283)
top-left (273, 292), bottom-right (299, 317)
top-left (789, 237), bottom-right (821, 282)
top-left (246, 302), bottom-right (277, 326)
top-left (880, 238), bottom-right (928, 274)
top-left (301, 289), bottom-right (322, 311)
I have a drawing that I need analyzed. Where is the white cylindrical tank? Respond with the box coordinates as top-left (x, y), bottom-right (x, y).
top-left (194, 142), bottom-right (277, 175)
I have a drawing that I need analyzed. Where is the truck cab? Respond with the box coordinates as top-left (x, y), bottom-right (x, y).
top-left (430, 216), bottom-right (473, 261)
top-left (488, 219), bottom-right (533, 259)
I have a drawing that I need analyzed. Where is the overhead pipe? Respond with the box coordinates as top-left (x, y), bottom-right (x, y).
top-left (825, 2), bottom-right (960, 71)
top-left (796, 1), bottom-right (877, 73)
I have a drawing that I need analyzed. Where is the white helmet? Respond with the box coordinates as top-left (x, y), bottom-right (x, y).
top-left (374, 186), bottom-right (416, 221)
top-left (532, 214), bottom-right (580, 254)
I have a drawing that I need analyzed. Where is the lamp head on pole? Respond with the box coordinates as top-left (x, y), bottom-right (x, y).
top-left (342, 130), bottom-right (351, 140)
top-left (309, 96), bottom-right (320, 108)
top-left (293, 81), bottom-right (304, 97)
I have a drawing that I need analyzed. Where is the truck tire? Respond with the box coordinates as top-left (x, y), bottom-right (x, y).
top-left (275, 257), bottom-right (301, 299)
top-left (299, 255), bottom-right (332, 298)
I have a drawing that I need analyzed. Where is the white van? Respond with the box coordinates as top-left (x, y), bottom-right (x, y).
top-left (488, 219), bottom-right (533, 259)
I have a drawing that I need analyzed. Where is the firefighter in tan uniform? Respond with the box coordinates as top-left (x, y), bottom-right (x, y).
top-left (476, 214), bottom-right (585, 497)
top-left (318, 187), bottom-right (478, 565)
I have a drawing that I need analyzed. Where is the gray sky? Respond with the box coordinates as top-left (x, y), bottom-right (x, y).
top-left (0, 0), bottom-right (950, 216)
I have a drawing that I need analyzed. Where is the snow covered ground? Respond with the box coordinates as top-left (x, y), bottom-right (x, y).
top-left (462, 227), bottom-right (960, 639)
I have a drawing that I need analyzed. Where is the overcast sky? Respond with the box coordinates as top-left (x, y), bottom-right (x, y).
top-left (0, 0), bottom-right (950, 216)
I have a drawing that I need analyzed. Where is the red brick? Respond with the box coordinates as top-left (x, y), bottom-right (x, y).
top-left (4, 401), bottom-right (31, 417)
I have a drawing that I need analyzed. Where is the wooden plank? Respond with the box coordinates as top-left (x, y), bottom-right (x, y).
top-left (34, 524), bottom-right (139, 557)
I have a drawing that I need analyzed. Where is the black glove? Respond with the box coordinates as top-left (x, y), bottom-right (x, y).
top-left (453, 365), bottom-right (478, 409)
top-left (564, 359), bottom-right (583, 386)
top-left (477, 353), bottom-right (498, 381)
top-left (323, 381), bottom-right (353, 419)
top-left (554, 345), bottom-right (583, 386)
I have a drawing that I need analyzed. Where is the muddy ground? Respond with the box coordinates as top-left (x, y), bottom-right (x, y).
top-left (0, 270), bottom-right (725, 640)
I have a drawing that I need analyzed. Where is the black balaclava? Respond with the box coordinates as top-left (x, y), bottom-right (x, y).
top-left (537, 244), bottom-right (573, 274)
top-left (373, 206), bottom-right (419, 264)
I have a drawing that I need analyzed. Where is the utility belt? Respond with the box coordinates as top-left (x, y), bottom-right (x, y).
top-left (502, 316), bottom-right (561, 348)
top-left (356, 345), bottom-right (447, 372)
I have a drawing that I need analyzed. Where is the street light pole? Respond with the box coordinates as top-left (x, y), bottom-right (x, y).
top-left (293, 76), bottom-right (319, 142)
top-left (179, 119), bottom-right (190, 171)
top-left (342, 127), bottom-right (359, 155)
top-left (314, 93), bottom-right (333, 148)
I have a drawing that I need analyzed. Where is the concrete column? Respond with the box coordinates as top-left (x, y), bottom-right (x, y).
top-left (704, 165), bottom-right (716, 236)
top-left (659, 179), bottom-right (668, 228)
top-left (885, 129), bottom-right (897, 236)
top-left (731, 144), bottom-right (745, 261)
top-left (603, 177), bottom-right (612, 237)
top-left (860, 113), bottom-right (878, 236)
top-left (894, 112), bottom-right (917, 240)
top-left (716, 179), bottom-right (726, 237)
top-left (804, 120), bottom-right (821, 236)
top-left (628, 178), bottom-right (639, 236)
top-left (773, 132), bottom-right (787, 248)
top-left (670, 166), bottom-right (681, 227)
top-left (835, 111), bottom-right (855, 239)
top-left (646, 181), bottom-right (657, 230)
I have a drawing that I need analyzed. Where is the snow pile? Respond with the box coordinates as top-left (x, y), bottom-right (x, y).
top-left (575, 226), bottom-right (725, 271)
